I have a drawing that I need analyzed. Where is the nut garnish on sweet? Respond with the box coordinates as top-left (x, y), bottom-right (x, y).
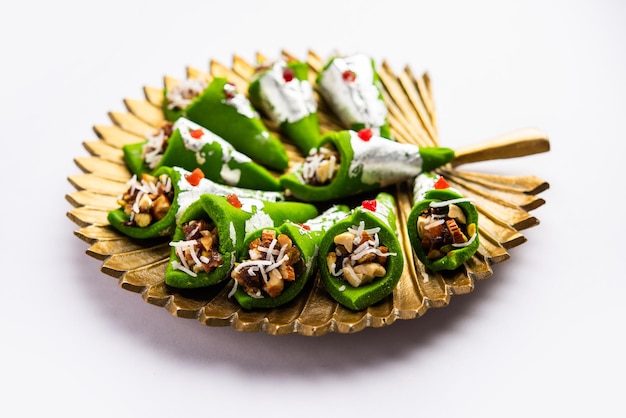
top-left (326, 221), bottom-right (393, 288)
top-left (231, 229), bottom-right (302, 298)
top-left (118, 173), bottom-right (174, 228)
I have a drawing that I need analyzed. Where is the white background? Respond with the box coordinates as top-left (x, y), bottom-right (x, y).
top-left (2, 1), bottom-right (624, 417)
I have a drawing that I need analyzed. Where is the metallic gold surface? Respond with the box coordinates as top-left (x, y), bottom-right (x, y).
top-left (66, 50), bottom-right (550, 336)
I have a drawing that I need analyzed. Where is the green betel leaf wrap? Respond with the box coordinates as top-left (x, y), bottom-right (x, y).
top-left (107, 166), bottom-right (285, 240)
top-left (318, 192), bottom-right (404, 311)
top-left (162, 77), bottom-right (208, 123)
top-left (248, 60), bottom-right (322, 154)
top-left (122, 118), bottom-right (282, 191)
top-left (232, 205), bottom-right (351, 309)
top-left (165, 193), bottom-right (319, 289)
top-left (122, 142), bottom-right (148, 177)
top-left (279, 129), bottom-right (454, 202)
top-left (164, 77), bottom-right (289, 171)
top-left (407, 174), bottom-right (480, 272)
top-left (316, 54), bottom-right (392, 139)
top-left (107, 166), bottom-right (181, 239)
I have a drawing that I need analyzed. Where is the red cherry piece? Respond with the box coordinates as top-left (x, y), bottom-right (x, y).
top-left (223, 83), bottom-right (236, 99)
top-left (189, 129), bottom-right (204, 139)
top-left (342, 70), bottom-right (356, 82)
top-left (357, 128), bottom-right (373, 141)
top-left (282, 67), bottom-right (295, 82)
top-left (185, 168), bottom-right (204, 186)
top-left (433, 176), bottom-right (450, 189)
top-left (362, 199), bottom-right (377, 212)
top-left (227, 193), bottom-right (242, 209)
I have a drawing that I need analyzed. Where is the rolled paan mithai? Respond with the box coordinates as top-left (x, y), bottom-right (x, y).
top-left (107, 166), bottom-right (285, 240)
top-left (279, 129), bottom-right (455, 202)
top-left (165, 193), bottom-right (319, 289)
top-left (230, 205), bottom-right (351, 309)
top-left (123, 117), bottom-right (282, 191)
top-left (316, 53), bottom-right (391, 139)
top-left (248, 60), bottom-right (322, 154)
top-left (318, 192), bottom-right (404, 311)
top-left (407, 173), bottom-right (479, 272)
top-left (162, 77), bottom-right (289, 171)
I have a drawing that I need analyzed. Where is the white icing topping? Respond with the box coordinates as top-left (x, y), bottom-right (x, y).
top-left (222, 82), bottom-right (258, 119)
top-left (293, 205), bottom-right (349, 233)
top-left (219, 165), bottom-right (242, 185)
top-left (348, 131), bottom-right (423, 185)
top-left (363, 198), bottom-right (393, 226)
top-left (318, 54), bottom-right (387, 134)
top-left (244, 210), bottom-right (274, 233)
top-left (165, 77), bottom-right (208, 110)
top-left (412, 173), bottom-right (439, 203)
top-left (429, 197), bottom-right (473, 208)
top-left (229, 222), bottom-right (237, 247)
top-left (237, 197), bottom-right (265, 214)
top-left (174, 118), bottom-right (250, 185)
top-left (143, 117), bottom-right (251, 178)
top-left (256, 61), bottom-right (317, 124)
top-left (173, 167), bottom-right (283, 217)
top-left (411, 173), bottom-right (464, 205)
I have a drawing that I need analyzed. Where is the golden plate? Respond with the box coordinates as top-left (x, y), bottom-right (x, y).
top-left (66, 50), bottom-right (550, 336)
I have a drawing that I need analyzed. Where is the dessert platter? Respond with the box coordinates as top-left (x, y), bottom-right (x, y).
top-left (66, 49), bottom-right (550, 336)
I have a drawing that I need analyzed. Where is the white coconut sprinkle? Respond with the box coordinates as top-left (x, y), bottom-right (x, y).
top-left (452, 231), bottom-right (478, 248)
top-left (165, 78), bottom-right (208, 110)
top-left (227, 279), bottom-right (238, 298)
top-left (429, 197), bottom-right (473, 208)
top-left (170, 260), bottom-right (197, 278)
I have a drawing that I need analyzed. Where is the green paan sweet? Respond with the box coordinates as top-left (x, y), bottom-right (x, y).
top-left (230, 205), bottom-right (351, 309)
top-left (317, 54), bottom-right (392, 139)
top-left (107, 166), bottom-right (285, 240)
top-left (122, 117), bottom-right (282, 191)
top-left (318, 192), bottom-right (404, 311)
top-left (407, 173), bottom-right (479, 272)
top-left (165, 193), bottom-right (319, 289)
top-left (162, 77), bottom-right (289, 171)
top-left (279, 129), bottom-right (455, 202)
top-left (248, 60), bottom-right (322, 154)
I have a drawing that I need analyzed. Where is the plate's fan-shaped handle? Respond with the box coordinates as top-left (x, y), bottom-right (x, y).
top-left (451, 128), bottom-right (550, 167)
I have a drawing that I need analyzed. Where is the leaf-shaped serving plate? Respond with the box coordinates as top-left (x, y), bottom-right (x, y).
top-left (66, 50), bottom-right (550, 336)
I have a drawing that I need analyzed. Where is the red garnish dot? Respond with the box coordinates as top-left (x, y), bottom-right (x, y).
top-left (362, 199), bottom-right (377, 212)
top-left (282, 68), bottom-right (295, 82)
top-left (227, 193), bottom-right (242, 209)
top-left (342, 70), bottom-right (356, 82)
top-left (296, 223), bottom-right (311, 231)
top-left (189, 129), bottom-right (204, 139)
top-left (357, 128), bottom-right (373, 141)
top-left (185, 168), bottom-right (204, 186)
top-left (223, 82), bottom-right (236, 99)
top-left (434, 176), bottom-right (450, 189)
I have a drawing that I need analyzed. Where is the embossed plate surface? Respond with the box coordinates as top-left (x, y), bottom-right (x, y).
top-left (66, 50), bottom-right (550, 336)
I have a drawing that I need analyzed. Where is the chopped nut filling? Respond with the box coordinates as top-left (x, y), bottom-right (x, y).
top-left (326, 221), bottom-right (396, 288)
top-left (142, 121), bottom-right (174, 169)
top-left (231, 229), bottom-right (302, 299)
top-left (170, 219), bottom-right (223, 277)
top-left (301, 145), bottom-right (340, 185)
top-left (118, 173), bottom-right (174, 228)
top-left (417, 202), bottom-right (475, 260)
top-left (165, 77), bottom-right (208, 110)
